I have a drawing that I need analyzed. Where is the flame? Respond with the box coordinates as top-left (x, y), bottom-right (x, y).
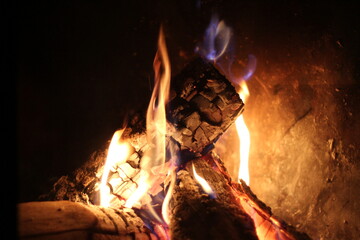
top-left (232, 186), bottom-right (295, 240)
top-left (144, 25), bottom-right (170, 170)
top-left (192, 163), bottom-right (215, 197)
top-left (236, 81), bottom-right (251, 185)
top-left (100, 129), bottom-right (130, 207)
top-left (161, 170), bottom-right (176, 225)
top-left (198, 15), bottom-right (231, 62)
top-left (124, 173), bottom-right (149, 208)
top-left (123, 26), bottom-right (171, 208)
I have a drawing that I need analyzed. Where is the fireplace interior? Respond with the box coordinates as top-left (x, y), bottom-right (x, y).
top-left (13, 1), bottom-right (359, 239)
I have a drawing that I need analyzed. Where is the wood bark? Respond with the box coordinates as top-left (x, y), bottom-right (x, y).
top-left (17, 200), bottom-right (166, 240)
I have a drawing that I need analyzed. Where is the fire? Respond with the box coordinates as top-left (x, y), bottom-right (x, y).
top-left (125, 26), bottom-right (171, 208)
top-left (236, 81), bottom-right (251, 185)
top-left (232, 185), bottom-right (295, 240)
top-left (161, 170), bottom-right (176, 225)
top-left (99, 26), bottom-right (172, 211)
top-left (100, 129), bottom-right (130, 207)
top-left (198, 15), bottom-right (253, 186)
top-left (192, 163), bottom-right (215, 197)
top-left (97, 14), bottom-right (292, 240)
top-left (197, 15), bottom-right (231, 62)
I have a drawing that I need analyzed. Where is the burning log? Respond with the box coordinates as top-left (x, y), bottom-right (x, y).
top-left (167, 57), bottom-right (244, 154)
top-left (24, 55), bottom-right (312, 240)
top-left (18, 151), bottom-right (312, 240)
top-left (167, 156), bottom-right (258, 240)
top-left (43, 57), bottom-right (244, 207)
top-left (166, 152), bottom-right (311, 240)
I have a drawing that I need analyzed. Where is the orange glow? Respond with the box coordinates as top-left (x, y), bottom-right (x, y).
top-left (236, 81), bottom-right (251, 185)
top-left (100, 129), bottom-right (130, 207)
top-left (231, 187), bottom-right (295, 240)
top-left (192, 163), bottom-right (215, 196)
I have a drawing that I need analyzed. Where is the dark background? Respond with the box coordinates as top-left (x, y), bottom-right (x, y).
top-left (7, 0), bottom-right (359, 239)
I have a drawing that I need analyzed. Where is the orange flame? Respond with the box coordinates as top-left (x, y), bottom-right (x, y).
top-left (232, 186), bottom-right (295, 240)
top-left (100, 129), bottom-right (130, 207)
top-left (236, 81), bottom-right (251, 185)
top-left (124, 26), bottom-right (171, 208)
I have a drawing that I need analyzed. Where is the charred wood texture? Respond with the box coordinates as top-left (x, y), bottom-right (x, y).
top-left (40, 151), bottom-right (106, 204)
top-left (168, 57), bottom-right (244, 154)
top-left (168, 156), bottom-right (258, 240)
top-left (168, 152), bottom-right (311, 240)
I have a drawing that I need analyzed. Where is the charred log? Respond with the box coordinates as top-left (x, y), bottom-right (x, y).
top-left (167, 57), bottom-right (244, 154)
top-left (167, 157), bottom-right (258, 240)
top-left (169, 151), bottom-right (312, 240)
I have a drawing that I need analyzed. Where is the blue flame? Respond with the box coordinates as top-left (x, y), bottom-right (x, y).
top-left (198, 15), bottom-right (231, 62)
top-left (197, 15), bottom-right (257, 86)
top-left (241, 54), bottom-right (257, 81)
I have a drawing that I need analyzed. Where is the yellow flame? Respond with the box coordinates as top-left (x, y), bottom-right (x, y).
top-left (161, 170), bottom-right (176, 225)
top-left (192, 163), bottom-right (215, 195)
top-left (100, 129), bottom-right (130, 207)
top-left (236, 81), bottom-right (251, 185)
top-left (124, 172), bottom-right (149, 208)
top-left (123, 26), bottom-right (171, 207)
top-left (144, 25), bottom-right (170, 170)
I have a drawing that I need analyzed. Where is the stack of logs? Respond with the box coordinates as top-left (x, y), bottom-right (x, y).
top-left (18, 58), bottom-right (312, 240)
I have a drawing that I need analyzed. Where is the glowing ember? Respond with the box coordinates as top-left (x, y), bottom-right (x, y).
top-left (100, 129), bottom-right (130, 207)
top-left (231, 185), bottom-right (295, 240)
top-left (236, 81), bottom-right (251, 185)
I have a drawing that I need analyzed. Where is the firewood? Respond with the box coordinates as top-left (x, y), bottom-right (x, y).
top-left (166, 151), bottom-right (311, 240)
top-left (167, 156), bottom-right (259, 240)
top-left (19, 151), bottom-right (312, 240)
top-left (44, 57), bottom-right (243, 207)
top-left (17, 200), bottom-right (165, 240)
top-left (167, 57), bottom-right (244, 154)
top-left (29, 57), bottom-right (312, 240)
